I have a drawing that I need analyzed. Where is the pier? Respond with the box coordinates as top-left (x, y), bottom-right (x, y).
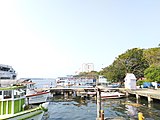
top-left (119, 88), bottom-right (160, 104)
top-left (49, 87), bottom-right (96, 98)
top-left (47, 87), bottom-right (160, 103)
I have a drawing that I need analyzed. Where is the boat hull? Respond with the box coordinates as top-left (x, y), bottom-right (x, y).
top-left (26, 92), bottom-right (49, 104)
top-left (0, 102), bottom-right (49, 120)
top-left (5, 109), bottom-right (44, 120)
top-left (101, 92), bottom-right (125, 99)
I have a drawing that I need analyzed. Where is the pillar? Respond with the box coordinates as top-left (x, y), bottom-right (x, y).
top-left (96, 88), bottom-right (101, 120)
top-left (148, 96), bottom-right (153, 104)
top-left (136, 94), bottom-right (139, 99)
top-left (125, 92), bottom-right (129, 97)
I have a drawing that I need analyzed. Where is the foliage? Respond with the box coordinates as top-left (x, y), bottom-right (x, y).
top-left (144, 65), bottom-right (160, 82)
top-left (102, 48), bottom-right (149, 83)
top-left (75, 71), bottom-right (99, 79)
top-left (136, 79), bottom-right (153, 86)
top-left (143, 48), bottom-right (160, 66)
top-left (136, 80), bottom-right (144, 86)
top-left (77, 47), bottom-right (160, 84)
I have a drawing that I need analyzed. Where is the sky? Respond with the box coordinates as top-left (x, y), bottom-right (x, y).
top-left (0, 0), bottom-right (159, 78)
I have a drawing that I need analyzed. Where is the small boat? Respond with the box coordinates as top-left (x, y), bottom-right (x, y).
top-left (101, 90), bottom-right (125, 99)
top-left (87, 91), bottom-right (96, 95)
top-left (0, 83), bottom-right (49, 120)
top-left (21, 79), bottom-right (49, 104)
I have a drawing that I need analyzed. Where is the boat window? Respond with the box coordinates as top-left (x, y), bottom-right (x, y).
top-left (0, 91), bottom-right (2, 99)
top-left (0, 67), bottom-right (10, 71)
top-left (14, 90), bottom-right (20, 98)
top-left (4, 90), bottom-right (12, 99)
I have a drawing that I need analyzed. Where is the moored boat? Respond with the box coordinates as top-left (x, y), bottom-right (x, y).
top-left (0, 84), bottom-right (49, 120)
top-left (21, 79), bottom-right (49, 104)
top-left (101, 90), bottom-right (125, 99)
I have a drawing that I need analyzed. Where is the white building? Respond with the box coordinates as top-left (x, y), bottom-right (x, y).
top-left (97, 75), bottom-right (109, 87)
top-left (82, 63), bottom-right (94, 72)
top-left (124, 73), bottom-right (137, 89)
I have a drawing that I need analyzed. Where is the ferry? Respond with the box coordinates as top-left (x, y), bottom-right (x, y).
top-left (0, 81), bottom-right (49, 120)
top-left (0, 64), bottom-right (17, 79)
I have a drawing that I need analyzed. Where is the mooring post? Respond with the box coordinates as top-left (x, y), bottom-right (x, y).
top-left (148, 96), bottom-right (153, 104)
top-left (136, 94), bottom-right (139, 99)
top-left (96, 87), bottom-right (101, 120)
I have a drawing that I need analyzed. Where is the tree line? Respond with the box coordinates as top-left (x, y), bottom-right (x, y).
top-left (76, 45), bottom-right (160, 84)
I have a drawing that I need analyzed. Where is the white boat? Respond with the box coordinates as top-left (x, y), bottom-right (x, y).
top-left (21, 79), bottom-right (49, 104)
top-left (0, 64), bottom-right (17, 79)
top-left (0, 83), bottom-right (49, 120)
top-left (101, 90), bottom-right (125, 99)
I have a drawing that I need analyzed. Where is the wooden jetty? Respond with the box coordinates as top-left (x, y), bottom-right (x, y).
top-left (47, 87), bottom-right (160, 103)
top-left (49, 87), bottom-right (96, 98)
top-left (119, 88), bottom-right (160, 103)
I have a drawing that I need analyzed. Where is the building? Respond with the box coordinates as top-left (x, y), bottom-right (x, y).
top-left (82, 63), bottom-right (94, 72)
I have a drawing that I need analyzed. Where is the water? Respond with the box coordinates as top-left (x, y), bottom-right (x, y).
top-left (32, 79), bottom-right (160, 120)
top-left (31, 78), bottom-right (56, 88)
top-left (43, 95), bottom-right (160, 120)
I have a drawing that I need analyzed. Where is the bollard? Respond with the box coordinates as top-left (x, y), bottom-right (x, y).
top-left (100, 110), bottom-right (104, 120)
top-left (138, 112), bottom-right (144, 120)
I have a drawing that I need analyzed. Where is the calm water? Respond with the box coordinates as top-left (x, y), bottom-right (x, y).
top-left (32, 79), bottom-right (160, 120)
top-left (43, 95), bottom-right (160, 120)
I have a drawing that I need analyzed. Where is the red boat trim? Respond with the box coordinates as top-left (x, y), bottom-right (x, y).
top-left (26, 92), bottom-right (49, 97)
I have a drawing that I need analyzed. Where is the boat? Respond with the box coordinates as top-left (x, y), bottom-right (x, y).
top-left (0, 82), bottom-right (49, 120)
top-left (0, 64), bottom-right (17, 79)
top-left (21, 79), bottom-right (50, 104)
top-left (101, 90), bottom-right (125, 99)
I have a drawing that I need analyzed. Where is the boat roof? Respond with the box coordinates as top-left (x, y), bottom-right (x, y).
top-left (0, 85), bottom-right (26, 90)
top-left (22, 81), bottom-right (36, 85)
top-left (0, 64), bottom-right (13, 68)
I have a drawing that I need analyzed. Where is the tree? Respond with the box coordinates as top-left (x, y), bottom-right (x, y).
top-left (143, 48), bottom-right (160, 66)
top-left (115, 48), bottom-right (149, 79)
top-left (101, 48), bottom-right (149, 83)
top-left (144, 65), bottom-right (160, 82)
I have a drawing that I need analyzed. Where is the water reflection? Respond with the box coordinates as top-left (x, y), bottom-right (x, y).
top-left (47, 95), bottom-right (160, 120)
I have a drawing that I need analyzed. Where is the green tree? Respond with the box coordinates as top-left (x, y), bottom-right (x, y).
top-left (144, 65), bottom-right (160, 82)
top-left (143, 48), bottom-right (160, 66)
top-left (101, 48), bottom-right (149, 83)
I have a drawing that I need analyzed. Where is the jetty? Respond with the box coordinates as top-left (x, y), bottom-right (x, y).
top-left (119, 88), bottom-right (160, 103)
top-left (47, 87), bottom-right (160, 103)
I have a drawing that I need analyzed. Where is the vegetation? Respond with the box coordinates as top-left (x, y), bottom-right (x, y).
top-left (74, 71), bottom-right (99, 79)
top-left (102, 48), bottom-right (150, 82)
top-left (144, 65), bottom-right (160, 82)
top-left (77, 46), bottom-right (160, 84)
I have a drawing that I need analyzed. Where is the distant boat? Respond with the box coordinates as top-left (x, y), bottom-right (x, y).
top-left (101, 90), bottom-right (125, 99)
top-left (0, 64), bottom-right (17, 79)
top-left (0, 82), bottom-right (49, 120)
top-left (107, 83), bottom-right (120, 88)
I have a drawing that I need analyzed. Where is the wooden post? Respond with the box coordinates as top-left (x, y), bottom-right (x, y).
top-left (96, 88), bottom-right (101, 120)
top-left (148, 96), bottom-right (153, 104)
top-left (125, 92), bottom-right (129, 97)
top-left (136, 94), bottom-right (139, 99)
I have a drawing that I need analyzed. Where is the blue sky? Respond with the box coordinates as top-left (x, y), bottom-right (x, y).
top-left (0, 0), bottom-right (159, 78)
